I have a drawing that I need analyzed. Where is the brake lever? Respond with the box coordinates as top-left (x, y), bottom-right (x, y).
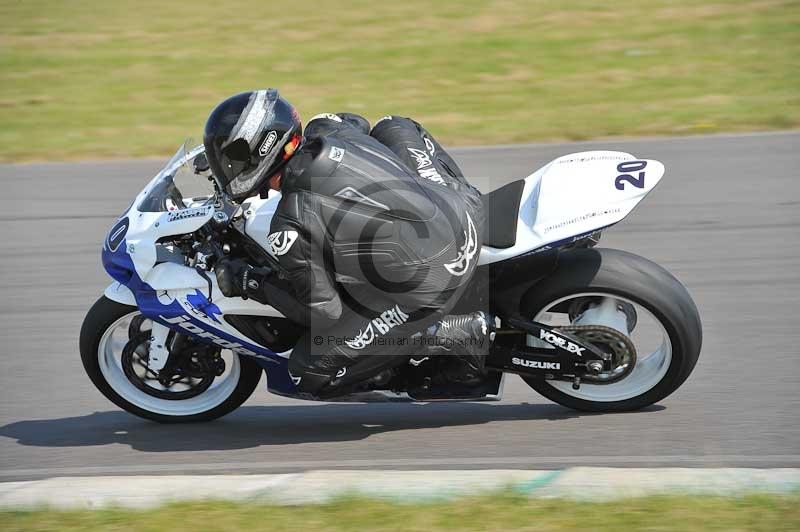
top-left (195, 266), bottom-right (214, 304)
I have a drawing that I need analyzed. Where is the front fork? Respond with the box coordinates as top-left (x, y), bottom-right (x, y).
top-left (147, 323), bottom-right (171, 371)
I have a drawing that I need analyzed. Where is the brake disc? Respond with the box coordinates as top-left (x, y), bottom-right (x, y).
top-left (121, 332), bottom-right (215, 400)
top-left (557, 324), bottom-right (637, 384)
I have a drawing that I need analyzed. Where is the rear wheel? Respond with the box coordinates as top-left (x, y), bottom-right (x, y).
top-left (80, 296), bottom-right (263, 422)
top-left (520, 248), bottom-right (702, 412)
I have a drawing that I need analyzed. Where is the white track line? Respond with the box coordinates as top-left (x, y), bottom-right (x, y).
top-left (2, 455), bottom-right (799, 480)
top-left (1, 468), bottom-right (798, 508)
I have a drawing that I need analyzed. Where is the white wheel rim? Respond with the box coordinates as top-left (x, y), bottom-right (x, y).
top-left (532, 292), bottom-right (672, 402)
top-left (98, 312), bottom-right (242, 416)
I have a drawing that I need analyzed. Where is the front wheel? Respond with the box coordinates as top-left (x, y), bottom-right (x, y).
top-left (79, 296), bottom-right (263, 422)
top-left (520, 248), bottom-right (702, 412)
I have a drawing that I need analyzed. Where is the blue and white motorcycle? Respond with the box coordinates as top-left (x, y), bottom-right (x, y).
top-left (80, 142), bottom-right (702, 422)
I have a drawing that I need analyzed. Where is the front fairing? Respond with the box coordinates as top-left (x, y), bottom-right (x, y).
top-left (103, 143), bottom-right (216, 286)
top-left (100, 143), bottom-right (297, 389)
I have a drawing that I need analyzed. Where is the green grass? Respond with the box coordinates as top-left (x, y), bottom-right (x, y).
top-left (1, 494), bottom-right (799, 531)
top-left (1, 0), bottom-right (798, 161)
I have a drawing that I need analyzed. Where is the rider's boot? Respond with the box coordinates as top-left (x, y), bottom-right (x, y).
top-left (428, 312), bottom-right (493, 385)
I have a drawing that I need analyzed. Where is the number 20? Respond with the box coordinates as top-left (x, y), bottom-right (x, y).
top-left (615, 160), bottom-right (648, 190)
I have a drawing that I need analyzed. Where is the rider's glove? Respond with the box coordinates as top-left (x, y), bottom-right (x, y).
top-left (215, 257), bottom-right (272, 303)
top-left (214, 257), bottom-right (246, 298)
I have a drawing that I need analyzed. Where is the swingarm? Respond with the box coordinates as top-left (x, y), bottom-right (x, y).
top-left (487, 317), bottom-right (619, 390)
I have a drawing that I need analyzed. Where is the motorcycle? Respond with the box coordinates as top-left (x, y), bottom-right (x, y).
top-left (80, 141), bottom-right (702, 422)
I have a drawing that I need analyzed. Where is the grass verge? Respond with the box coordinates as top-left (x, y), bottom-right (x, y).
top-left (1, 493), bottom-right (799, 531)
top-left (1, 0), bottom-right (799, 161)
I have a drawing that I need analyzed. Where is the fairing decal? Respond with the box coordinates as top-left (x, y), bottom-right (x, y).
top-left (101, 242), bottom-right (298, 395)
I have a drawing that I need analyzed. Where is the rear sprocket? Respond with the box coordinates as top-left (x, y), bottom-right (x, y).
top-left (557, 324), bottom-right (637, 384)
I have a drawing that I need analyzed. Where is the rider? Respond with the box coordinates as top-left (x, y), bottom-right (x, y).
top-left (204, 89), bottom-right (491, 398)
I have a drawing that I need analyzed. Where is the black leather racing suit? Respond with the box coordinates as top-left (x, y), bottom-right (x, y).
top-left (265, 113), bottom-right (484, 396)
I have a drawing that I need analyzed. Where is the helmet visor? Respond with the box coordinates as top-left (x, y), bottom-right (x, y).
top-left (219, 138), bottom-right (257, 182)
top-left (224, 137), bottom-right (285, 198)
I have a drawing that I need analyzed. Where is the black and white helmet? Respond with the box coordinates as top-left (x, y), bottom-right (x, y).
top-left (203, 89), bottom-right (302, 201)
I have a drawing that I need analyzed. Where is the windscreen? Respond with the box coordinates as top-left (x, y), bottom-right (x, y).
top-left (137, 140), bottom-right (215, 212)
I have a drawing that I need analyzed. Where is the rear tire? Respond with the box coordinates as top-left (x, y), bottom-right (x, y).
top-left (520, 248), bottom-right (702, 412)
top-left (80, 296), bottom-right (263, 423)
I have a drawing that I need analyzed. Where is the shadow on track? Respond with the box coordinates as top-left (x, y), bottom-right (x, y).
top-left (0, 403), bottom-right (663, 453)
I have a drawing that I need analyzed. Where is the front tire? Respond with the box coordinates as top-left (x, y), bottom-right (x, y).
top-left (80, 296), bottom-right (263, 422)
top-left (520, 248), bottom-right (702, 412)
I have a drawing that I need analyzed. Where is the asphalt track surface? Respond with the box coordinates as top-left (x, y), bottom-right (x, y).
top-left (0, 132), bottom-right (798, 481)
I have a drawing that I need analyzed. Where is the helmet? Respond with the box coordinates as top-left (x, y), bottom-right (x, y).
top-left (203, 89), bottom-right (302, 200)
